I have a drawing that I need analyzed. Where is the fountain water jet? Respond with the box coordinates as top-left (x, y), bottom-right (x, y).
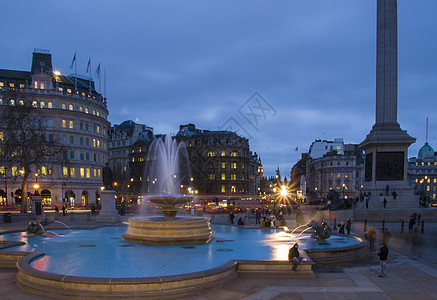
top-left (122, 135), bottom-right (213, 245)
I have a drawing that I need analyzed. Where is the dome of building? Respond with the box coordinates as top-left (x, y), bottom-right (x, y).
top-left (418, 142), bottom-right (434, 157)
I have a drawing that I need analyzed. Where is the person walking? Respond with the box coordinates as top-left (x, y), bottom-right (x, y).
top-left (366, 194), bottom-right (370, 209)
top-left (338, 221), bottom-right (345, 234)
top-left (383, 197), bottom-right (387, 209)
top-left (369, 227), bottom-right (377, 251)
top-left (346, 218), bottom-right (351, 235)
top-left (377, 242), bottom-right (389, 277)
top-left (62, 205), bottom-right (66, 216)
top-left (382, 228), bottom-right (392, 246)
top-left (255, 210), bottom-right (261, 224)
top-left (408, 215), bottom-right (415, 233)
top-left (288, 243), bottom-right (303, 271)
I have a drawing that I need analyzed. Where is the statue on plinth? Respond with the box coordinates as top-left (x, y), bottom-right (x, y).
top-left (102, 163), bottom-right (113, 190)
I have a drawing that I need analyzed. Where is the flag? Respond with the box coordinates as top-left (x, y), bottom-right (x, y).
top-left (69, 52), bottom-right (76, 69)
top-left (95, 63), bottom-right (101, 77)
top-left (86, 58), bottom-right (91, 73)
top-left (295, 146), bottom-right (298, 151)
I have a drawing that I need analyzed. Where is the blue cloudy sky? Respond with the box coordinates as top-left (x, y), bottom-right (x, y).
top-left (1, 1), bottom-right (436, 176)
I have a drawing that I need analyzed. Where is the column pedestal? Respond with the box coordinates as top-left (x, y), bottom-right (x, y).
top-left (96, 190), bottom-right (120, 223)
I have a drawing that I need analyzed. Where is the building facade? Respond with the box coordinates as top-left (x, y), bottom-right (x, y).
top-left (291, 139), bottom-right (364, 200)
top-left (128, 123), bottom-right (261, 201)
top-left (408, 142), bottom-right (437, 205)
top-left (0, 49), bottom-right (109, 207)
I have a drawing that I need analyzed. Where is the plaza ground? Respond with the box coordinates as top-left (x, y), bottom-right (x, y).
top-left (0, 210), bottom-right (436, 299)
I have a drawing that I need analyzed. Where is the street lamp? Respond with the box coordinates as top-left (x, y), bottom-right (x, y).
top-left (342, 183), bottom-right (346, 198)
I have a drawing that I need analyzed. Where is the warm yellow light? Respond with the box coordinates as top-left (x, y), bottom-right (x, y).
top-left (19, 170), bottom-right (25, 175)
top-left (280, 185), bottom-right (287, 196)
top-left (100, 186), bottom-right (105, 191)
top-left (54, 70), bottom-right (61, 76)
top-left (33, 183), bottom-right (40, 190)
top-left (114, 182), bottom-right (117, 186)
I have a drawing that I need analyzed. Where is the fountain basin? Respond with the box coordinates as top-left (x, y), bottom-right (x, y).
top-left (122, 216), bottom-right (213, 245)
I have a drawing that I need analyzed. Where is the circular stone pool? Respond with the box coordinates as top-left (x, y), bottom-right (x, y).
top-left (1, 224), bottom-right (364, 278)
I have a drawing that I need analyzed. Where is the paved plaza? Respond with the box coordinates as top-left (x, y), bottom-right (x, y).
top-left (0, 211), bottom-right (436, 299)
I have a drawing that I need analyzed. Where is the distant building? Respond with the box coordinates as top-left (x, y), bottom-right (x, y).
top-left (408, 142), bottom-right (437, 204)
top-left (291, 139), bottom-right (364, 200)
top-left (108, 120), bottom-right (153, 185)
top-left (128, 123), bottom-right (261, 201)
top-left (0, 49), bottom-right (109, 207)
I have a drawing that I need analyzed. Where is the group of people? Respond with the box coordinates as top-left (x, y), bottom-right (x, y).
top-left (336, 218), bottom-right (352, 235)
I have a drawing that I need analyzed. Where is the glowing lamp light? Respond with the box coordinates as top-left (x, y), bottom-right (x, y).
top-left (33, 183), bottom-right (40, 191)
top-left (54, 70), bottom-right (61, 76)
top-left (280, 185), bottom-right (287, 196)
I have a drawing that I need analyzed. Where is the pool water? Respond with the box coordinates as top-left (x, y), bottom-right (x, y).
top-left (1, 225), bottom-right (361, 278)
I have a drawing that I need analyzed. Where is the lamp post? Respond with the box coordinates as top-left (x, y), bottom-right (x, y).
top-left (342, 183), bottom-right (346, 198)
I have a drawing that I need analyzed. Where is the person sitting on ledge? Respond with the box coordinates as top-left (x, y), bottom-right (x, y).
top-left (288, 243), bottom-right (303, 271)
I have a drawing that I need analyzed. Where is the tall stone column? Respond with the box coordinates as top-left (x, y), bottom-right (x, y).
top-left (360, 0), bottom-right (416, 208)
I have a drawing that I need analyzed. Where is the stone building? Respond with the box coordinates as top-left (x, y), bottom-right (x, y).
top-left (108, 120), bottom-right (153, 197)
top-left (128, 124), bottom-right (261, 200)
top-left (408, 142), bottom-right (437, 205)
top-left (0, 49), bottom-right (109, 207)
top-left (291, 139), bottom-right (364, 200)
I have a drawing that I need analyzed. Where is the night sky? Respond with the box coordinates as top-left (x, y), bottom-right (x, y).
top-left (2, 1), bottom-right (436, 176)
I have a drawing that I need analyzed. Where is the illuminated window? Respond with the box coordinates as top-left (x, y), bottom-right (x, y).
top-left (242, 164), bottom-right (245, 169)
top-left (415, 178), bottom-right (419, 183)
top-left (40, 101), bottom-right (45, 108)
top-left (67, 89), bottom-right (72, 93)
top-left (98, 169), bottom-right (101, 177)
top-left (61, 120), bottom-right (67, 128)
top-left (34, 81), bottom-right (38, 89)
top-left (69, 121), bottom-right (74, 129)
top-left (427, 178), bottom-right (431, 183)
top-left (70, 168), bottom-right (75, 177)
top-left (209, 174), bottom-right (215, 180)
top-left (231, 186), bottom-right (236, 193)
top-left (12, 166), bottom-right (18, 176)
top-left (82, 92), bottom-right (86, 96)
top-left (221, 173), bottom-right (226, 180)
top-left (422, 162), bottom-right (425, 166)
top-left (63, 167), bottom-right (68, 177)
top-left (80, 168), bottom-right (85, 178)
top-left (41, 166), bottom-right (47, 176)
top-left (231, 151), bottom-right (238, 157)
top-left (58, 87), bottom-right (63, 92)
top-left (93, 109), bottom-right (96, 115)
top-left (434, 178), bottom-right (437, 183)
top-left (221, 150), bottom-right (226, 156)
top-left (427, 186), bottom-right (430, 192)
top-left (68, 104), bottom-right (73, 111)
top-left (221, 185), bottom-right (226, 193)
top-left (85, 107), bottom-right (89, 114)
top-left (428, 162), bottom-right (431, 166)
top-left (93, 139), bottom-right (96, 147)
top-left (48, 102), bottom-right (52, 108)
top-left (40, 82), bottom-right (44, 89)
top-left (0, 132), bottom-right (3, 141)
top-left (79, 106), bottom-right (83, 112)
top-left (208, 150), bottom-right (215, 157)
top-left (231, 174), bottom-right (237, 180)
top-left (221, 162), bottom-right (226, 169)
top-left (86, 168), bottom-right (90, 178)
top-left (10, 99), bottom-right (15, 105)
top-left (19, 84), bottom-right (24, 89)
top-left (337, 173), bottom-right (341, 178)
top-left (97, 140), bottom-right (100, 148)
top-left (94, 169), bottom-right (97, 177)
top-left (62, 103), bottom-right (66, 110)
top-left (345, 172), bottom-right (349, 178)
top-left (231, 162), bottom-right (237, 169)
top-left (32, 101), bottom-right (37, 107)
top-left (0, 166), bottom-right (4, 175)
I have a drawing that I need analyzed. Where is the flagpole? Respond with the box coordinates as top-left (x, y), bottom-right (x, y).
top-left (104, 67), bottom-right (106, 99)
top-left (74, 53), bottom-right (77, 90)
top-left (99, 63), bottom-right (101, 93)
top-left (89, 59), bottom-right (92, 93)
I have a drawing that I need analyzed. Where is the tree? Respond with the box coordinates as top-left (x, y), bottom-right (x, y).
top-left (0, 88), bottom-right (66, 213)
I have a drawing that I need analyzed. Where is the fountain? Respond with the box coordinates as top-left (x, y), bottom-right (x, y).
top-left (122, 135), bottom-right (213, 245)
